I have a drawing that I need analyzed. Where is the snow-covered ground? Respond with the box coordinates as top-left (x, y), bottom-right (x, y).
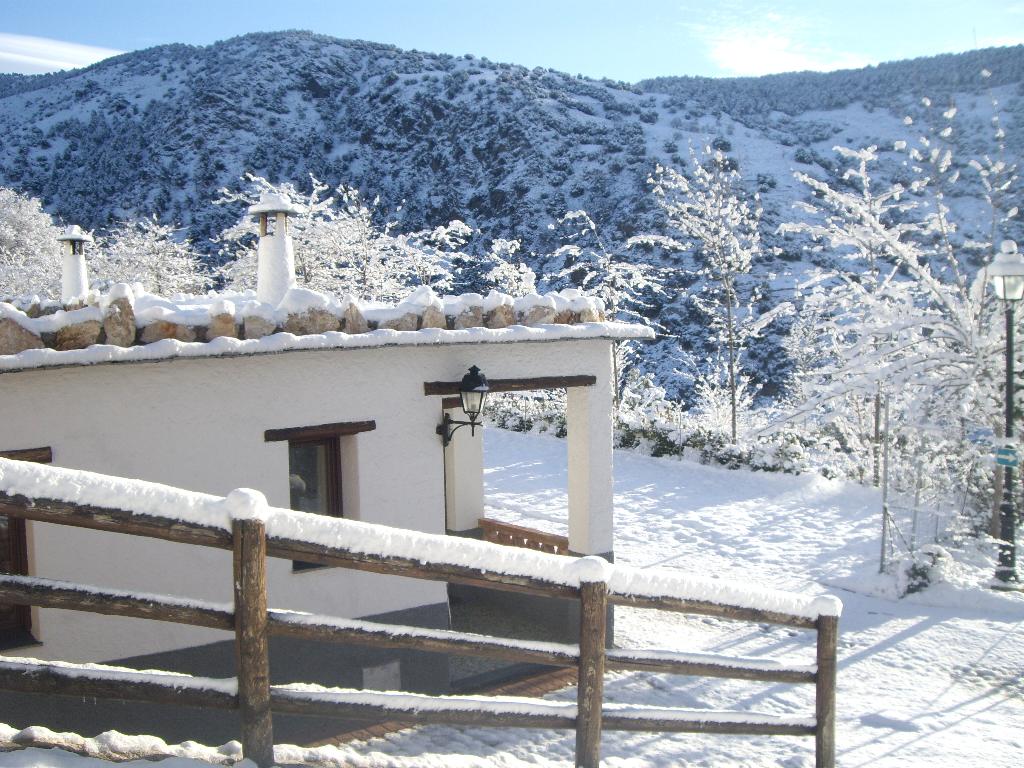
top-left (3, 429), bottom-right (1024, 766)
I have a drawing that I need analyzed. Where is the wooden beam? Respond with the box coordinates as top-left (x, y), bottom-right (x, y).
top-left (609, 593), bottom-right (818, 630)
top-left (0, 447), bottom-right (52, 463)
top-left (0, 492), bottom-right (822, 627)
top-left (479, 518), bottom-right (570, 555)
top-left (606, 652), bottom-right (815, 684)
top-left (601, 714), bottom-right (816, 736)
top-left (269, 689), bottom-right (577, 730)
top-left (0, 493), bottom-right (579, 600)
top-left (268, 612), bottom-right (578, 667)
top-left (265, 536), bottom-right (581, 600)
top-left (0, 575), bottom-right (234, 631)
top-left (264, 420), bottom-right (376, 443)
top-left (815, 615), bottom-right (838, 768)
top-left (0, 495), bottom-right (233, 550)
top-left (233, 519), bottom-right (274, 768)
top-left (0, 661), bottom-right (237, 711)
top-left (424, 375), bottom-right (596, 396)
top-left (575, 580), bottom-right (607, 767)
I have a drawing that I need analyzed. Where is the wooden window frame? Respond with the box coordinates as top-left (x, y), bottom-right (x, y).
top-left (0, 447), bottom-right (51, 648)
top-left (265, 422), bottom-right (374, 572)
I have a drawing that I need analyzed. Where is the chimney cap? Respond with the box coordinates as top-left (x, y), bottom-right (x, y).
top-left (248, 192), bottom-right (305, 217)
top-left (57, 225), bottom-right (94, 243)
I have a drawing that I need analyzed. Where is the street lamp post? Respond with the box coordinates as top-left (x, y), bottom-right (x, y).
top-left (988, 240), bottom-right (1024, 585)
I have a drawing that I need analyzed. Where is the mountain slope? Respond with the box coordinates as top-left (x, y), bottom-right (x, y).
top-left (0, 32), bottom-right (1021, 398)
top-left (0, 32), bottom-right (1019, 252)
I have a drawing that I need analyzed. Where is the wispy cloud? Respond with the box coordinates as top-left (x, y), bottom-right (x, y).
top-left (0, 33), bottom-right (123, 74)
top-left (682, 3), bottom-right (872, 77)
top-left (703, 26), bottom-right (871, 76)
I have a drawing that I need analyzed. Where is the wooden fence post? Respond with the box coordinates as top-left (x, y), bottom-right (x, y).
top-left (576, 579), bottom-right (608, 768)
top-left (233, 518), bottom-right (274, 767)
top-left (815, 615), bottom-right (838, 768)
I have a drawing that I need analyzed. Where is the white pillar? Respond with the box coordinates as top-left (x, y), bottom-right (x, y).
top-left (256, 212), bottom-right (297, 306)
top-left (443, 405), bottom-right (485, 532)
top-left (61, 248), bottom-right (89, 303)
top-left (567, 351), bottom-right (615, 556)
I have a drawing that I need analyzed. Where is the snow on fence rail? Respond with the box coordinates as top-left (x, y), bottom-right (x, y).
top-left (0, 459), bottom-right (840, 767)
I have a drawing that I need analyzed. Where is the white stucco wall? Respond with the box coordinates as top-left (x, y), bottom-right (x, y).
top-left (0, 337), bottom-right (615, 662)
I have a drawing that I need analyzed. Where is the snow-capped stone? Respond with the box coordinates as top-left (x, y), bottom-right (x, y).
top-left (207, 312), bottom-right (238, 340)
top-left (140, 321), bottom-right (197, 344)
top-left (522, 304), bottom-right (557, 326)
top-left (54, 319), bottom-right (101, 351)
top-left (342, 302), bottom-right (369, 334)
top-left (283, 308), bottom-right (340, 336)
top-left (0, 318), bottom-right (44, 355)
top-left (243, 315), bottom-right (277, 340)
top-left (380, 312), bottom-right (419, 332)
top-left (485, 304), bottom-right (516, 329)
top-left (420, 305), bottom-right (447, 329)
top-left (103, 297), bottom-right (136, 348)
top-left (454, 305), bottom-right (483, 329)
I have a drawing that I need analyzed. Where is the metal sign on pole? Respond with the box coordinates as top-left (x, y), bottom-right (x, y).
top-left (995, 445), bottom-right (1019, 468)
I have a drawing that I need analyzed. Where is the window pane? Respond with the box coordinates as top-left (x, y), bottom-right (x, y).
top-left (288, 442), bottom-right (330, 515)
top-left (0, 515), bottom-right (29, 636)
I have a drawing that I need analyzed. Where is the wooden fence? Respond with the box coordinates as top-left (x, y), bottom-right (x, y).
top-left (0, 486), bottom-right (838, 768)
top-left (479, 517), bottom-right (571, 555)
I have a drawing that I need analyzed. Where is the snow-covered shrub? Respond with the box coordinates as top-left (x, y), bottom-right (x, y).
top-left (215, 174), bottom-right (461, 302)
top-left (0, 186), bottom-right (62, 298)
top-left (897, 544), bottom-right (953, 596)
top-left (750, 429), bottom-right (811, 474)
top-left (486, 390), bottom-right (567, 437)
top-left (94, 216), bottom-right (209, 295)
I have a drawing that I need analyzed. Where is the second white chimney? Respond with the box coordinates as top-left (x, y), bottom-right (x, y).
top-left (56, 225), bottom-right (93, 304)
top-left (248, 192), bottom-right (304, 306)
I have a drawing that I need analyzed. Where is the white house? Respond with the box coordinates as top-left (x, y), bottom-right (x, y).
top-left (0, 196), bottom-right (652, 743)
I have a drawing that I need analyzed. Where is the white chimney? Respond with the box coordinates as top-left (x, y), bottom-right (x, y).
top-left (248, 192), bottom-right (304, 306)
top-left (56, 225), bottom-right (94, 304)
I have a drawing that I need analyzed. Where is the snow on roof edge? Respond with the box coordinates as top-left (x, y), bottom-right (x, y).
top-left (0, 322), bottom-right (655, 375)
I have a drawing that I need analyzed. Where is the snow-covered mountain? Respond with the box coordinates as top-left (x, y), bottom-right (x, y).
top-left (0, 32), bottom-right (1021, 396)
top-left (0, 32), bottom-right (1019, 251)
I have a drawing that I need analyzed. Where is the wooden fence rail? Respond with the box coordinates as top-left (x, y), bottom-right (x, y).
top-left (0, 488), bottom-right (838, 768)
top-left (479, 517), bottom-right (571, 555)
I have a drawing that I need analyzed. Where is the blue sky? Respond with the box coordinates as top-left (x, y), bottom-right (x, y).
top-left (1, 0), bottom-right (1022, 81)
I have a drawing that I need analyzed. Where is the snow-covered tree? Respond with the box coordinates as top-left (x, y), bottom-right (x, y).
top-left (95, 216), bottom-right (209, 295)
top-left (636, 149), bottom-right (767, 441)
top-left (545, 209), bottom-right (664, 322)
top-left (484, 239), bottom-right (536, 295)
top-left (216, 174), bottom-right (460, 301)
top-left (779, 129), bottom-right (1010, 525)
top-left (0, 186), bottom-right (62, 298)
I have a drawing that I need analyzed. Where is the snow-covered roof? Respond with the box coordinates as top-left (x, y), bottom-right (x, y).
top-left (0, 284), bottom-right (653, 375)
top-left (56, 225), bottom-right (93, 243)
top-left (247, 191), bottom-right (305, 216)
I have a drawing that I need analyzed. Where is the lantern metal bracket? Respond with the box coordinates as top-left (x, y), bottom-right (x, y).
top-left (436, 413), bottom-right (483, 447)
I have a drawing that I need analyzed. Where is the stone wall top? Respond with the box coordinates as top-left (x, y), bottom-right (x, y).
top-left (0, 284), bottom-right (653, 373)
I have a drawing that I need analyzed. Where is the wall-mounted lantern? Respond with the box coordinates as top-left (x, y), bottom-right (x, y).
top-left (436, 366), bottom-right (490, 447)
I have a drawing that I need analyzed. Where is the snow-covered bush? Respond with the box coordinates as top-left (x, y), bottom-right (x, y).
top-left (94, 216), bottom-right (209, 295)
top-left (0, 186), bottom-right (62, 299)
top-left (215, 174), bottom-right (462, 302)
top-left (897, 544), bottom-right (953, 596)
